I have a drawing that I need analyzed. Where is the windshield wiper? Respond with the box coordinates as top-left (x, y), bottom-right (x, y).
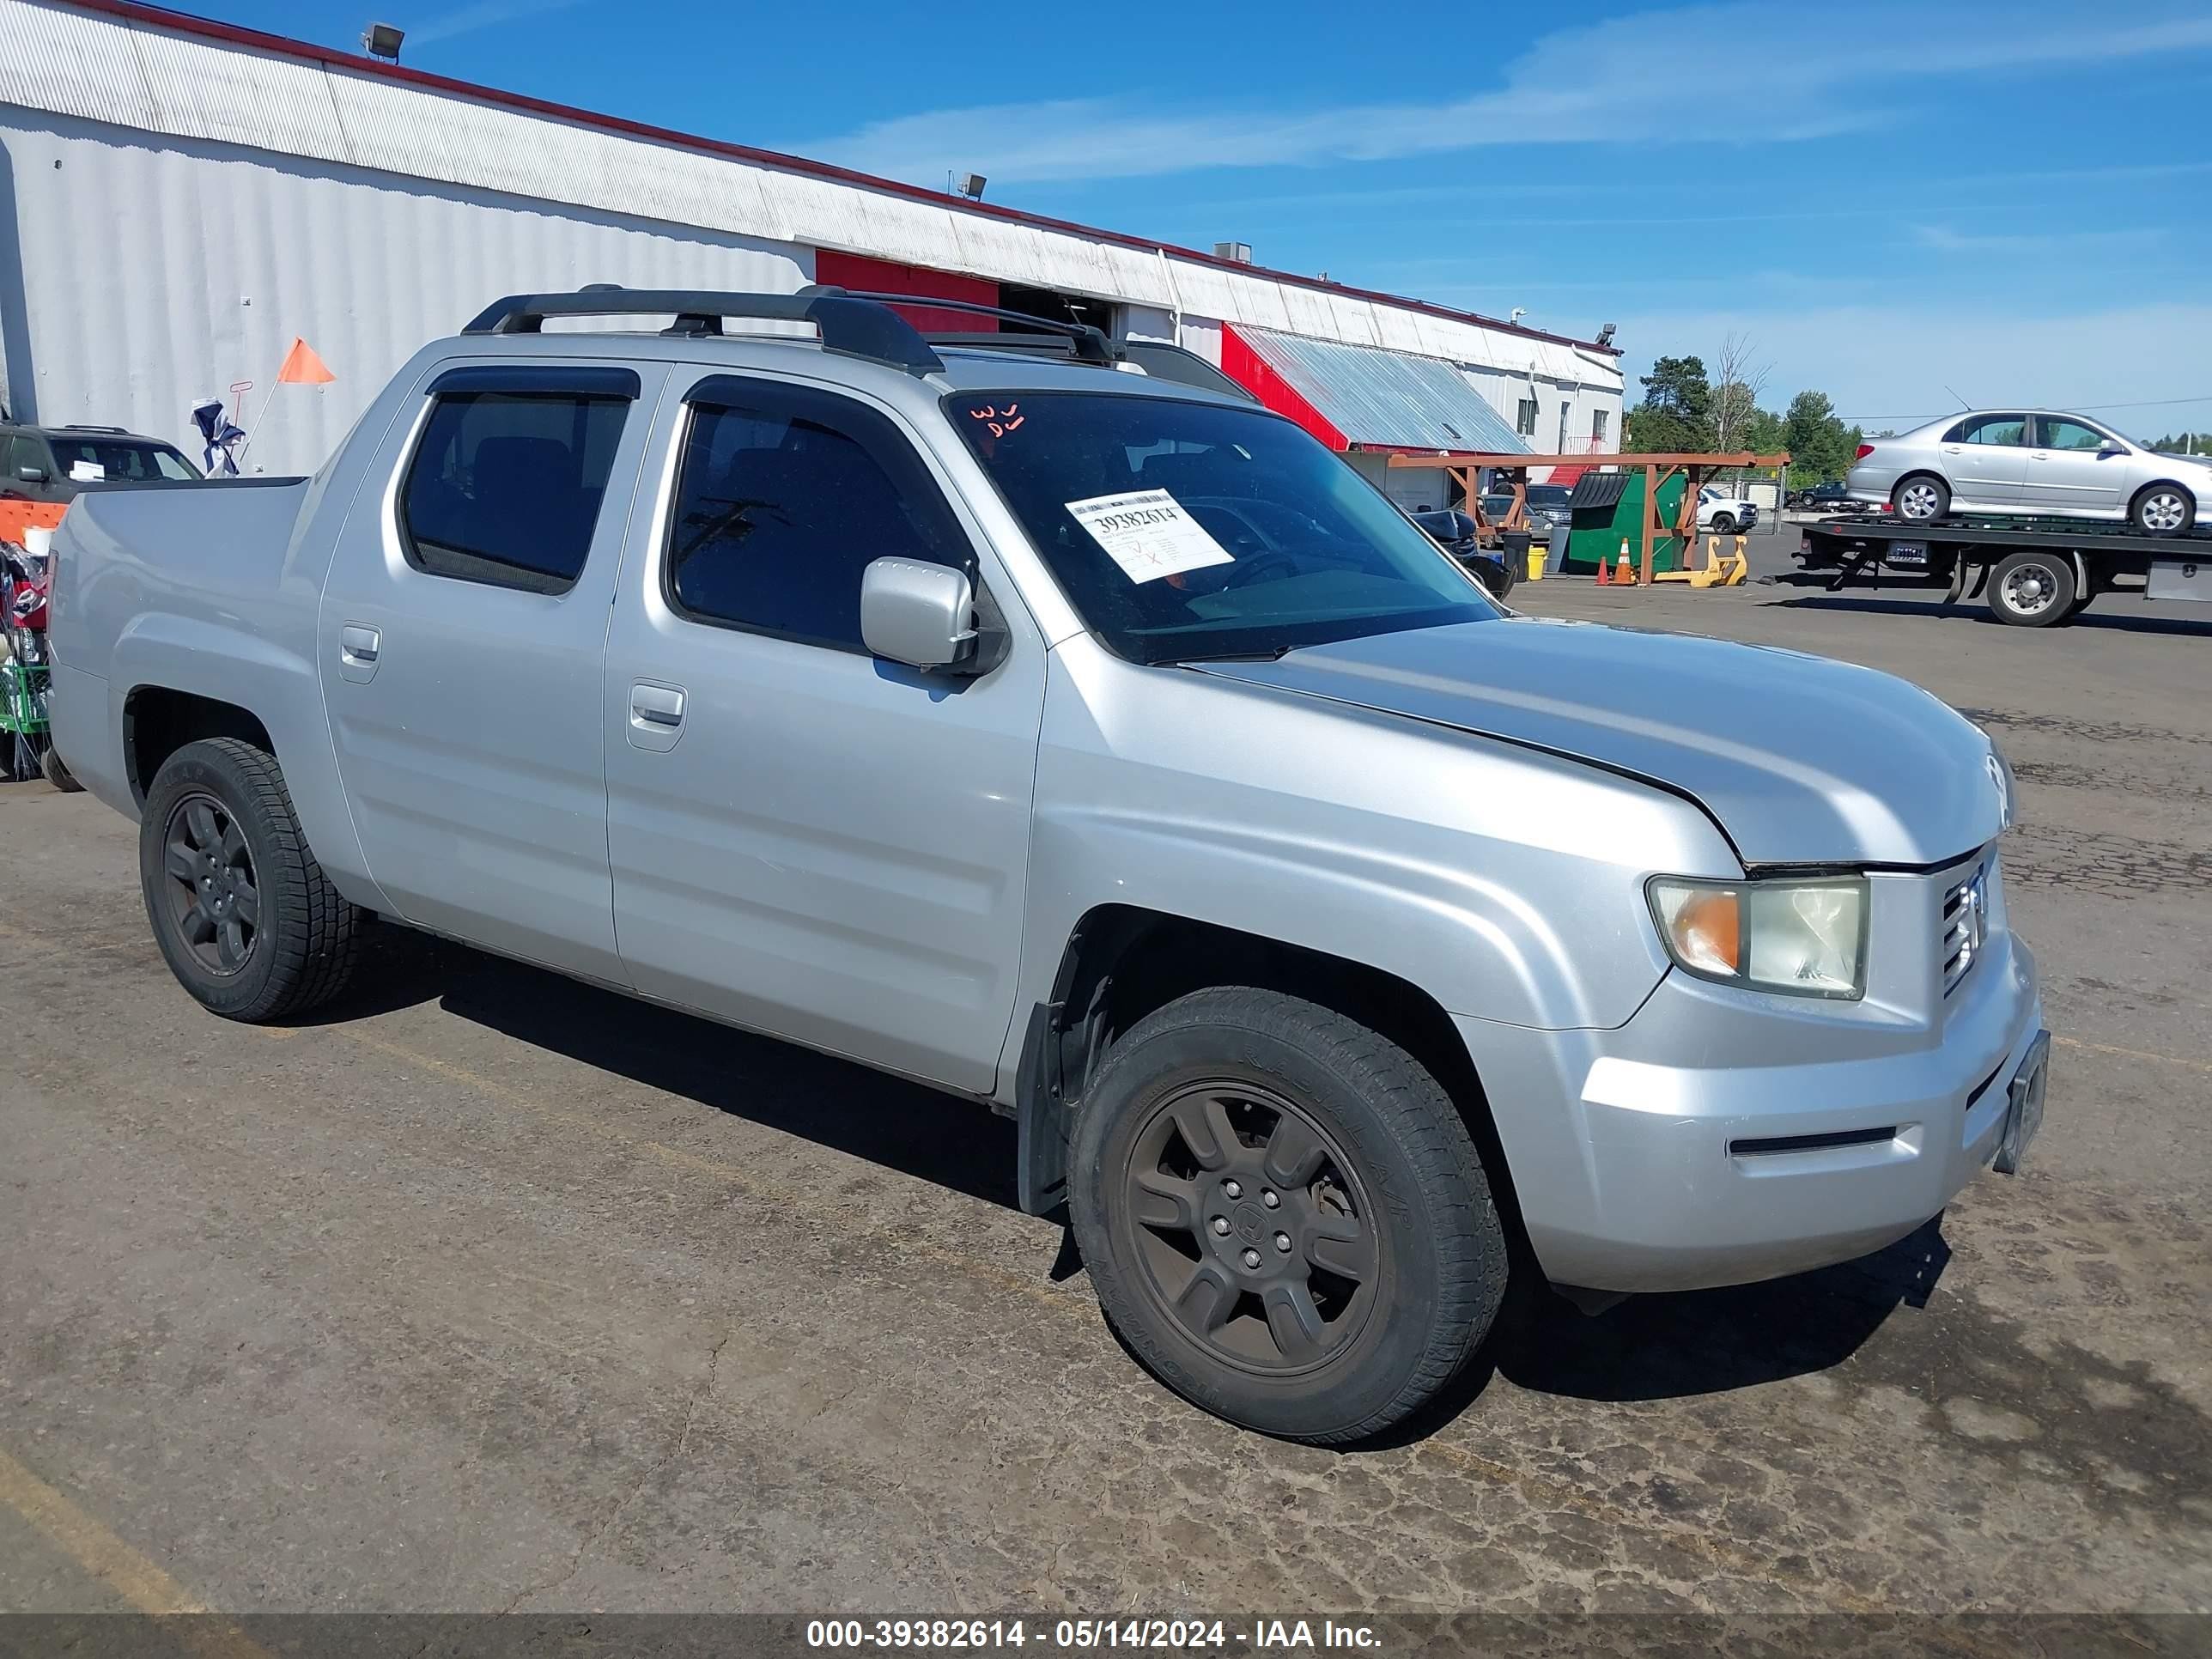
top-left (1156, 643), bottom-right (1299, 665)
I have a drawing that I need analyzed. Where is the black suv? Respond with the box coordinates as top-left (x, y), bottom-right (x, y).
top-left (1789, 479), bottom-right (1869, 514)
top-left (1, 422), bottom-right (201, 504)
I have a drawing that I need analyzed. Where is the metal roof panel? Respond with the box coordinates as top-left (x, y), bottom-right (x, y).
top-left (1234, 327), bottom-right (1531, 455)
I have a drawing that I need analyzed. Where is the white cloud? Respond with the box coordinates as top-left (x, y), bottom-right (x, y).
top-left (1609, 303), bottom-right (2212, 434)
top-left (410, 0), bottom-right (583, 47)
top-left (808, 3), bottom-right (2212, 185)
top-left (1911, 224), bottom-right (2169, 253)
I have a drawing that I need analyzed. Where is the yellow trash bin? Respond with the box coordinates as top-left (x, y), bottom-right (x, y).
top-left (1526, 545), bottom-right (1546, 581)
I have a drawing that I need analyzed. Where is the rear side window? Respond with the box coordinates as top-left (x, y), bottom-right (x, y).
top-left (665, 379), bottom-right (971, 652)
top-left (1946, 414), bottom-right (2027, 447)
top-left (399, 391), bottom-right (630, 594)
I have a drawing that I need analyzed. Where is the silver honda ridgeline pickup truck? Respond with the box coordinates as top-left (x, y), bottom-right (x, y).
top-left (48, 289), bottom-right (2047, 1444)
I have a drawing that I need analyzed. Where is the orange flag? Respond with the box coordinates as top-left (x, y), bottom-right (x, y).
top-left (275, 337), bottom-right (335, 385)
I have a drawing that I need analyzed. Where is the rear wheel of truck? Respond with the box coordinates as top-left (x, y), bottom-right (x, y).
top-left (1070, 987), bottom-right (1507, 1444)
top-left (40, 744), bottom-right (83, 793)
top-left (138, 738), bottom-right (363, 1022)
top-left (1987, 550), bottom-right (2076, 627)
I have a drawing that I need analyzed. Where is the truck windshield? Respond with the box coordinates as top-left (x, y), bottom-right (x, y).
top-left (948, 390), bottom-right (1498, 664)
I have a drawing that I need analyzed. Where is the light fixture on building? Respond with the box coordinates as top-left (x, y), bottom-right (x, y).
top-left (362, 21), bottom-right (404, 60)
top-left (1595, 322), bottom-right (1617, 347)
top-left (1213, 241), bottom-right (1253, 264)
top-left (957, 173), bottom-right (988, 200)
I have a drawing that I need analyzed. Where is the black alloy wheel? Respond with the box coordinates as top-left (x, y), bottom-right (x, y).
top-left (160, 792), bottom-right (260, 975)
top-left (1118, 1079), bottom-right (1379, 1375)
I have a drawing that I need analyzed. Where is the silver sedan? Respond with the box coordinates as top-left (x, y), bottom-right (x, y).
top-left (1847, 409), bottom-right (2211, 537)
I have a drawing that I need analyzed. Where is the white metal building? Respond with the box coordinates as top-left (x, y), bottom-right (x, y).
top-left (0, 0), bottom-right (1622, 489)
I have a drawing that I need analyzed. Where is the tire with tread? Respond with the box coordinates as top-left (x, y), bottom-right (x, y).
top-left (1893, 474), bottom-right (1950, 522)
top-left (2130, 482), bottom-right (2196, 538)
top-left (41, 745), bottom-right (83, 793)
top-left (1070, 986), bottom-right (1507, 1444)
top-left (138, 738), bottom-right (363, 1020)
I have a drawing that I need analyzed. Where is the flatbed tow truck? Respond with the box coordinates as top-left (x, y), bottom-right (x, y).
top-left (1798, 513), bottom-right (2212, 627)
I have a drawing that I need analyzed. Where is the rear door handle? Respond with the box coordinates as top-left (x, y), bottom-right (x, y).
top-left (337, 622), bottom-right (381, 683)
top-left (631, 684), bottom-right (684, 725)
top-left (627, 679), bottom-right (686, 751)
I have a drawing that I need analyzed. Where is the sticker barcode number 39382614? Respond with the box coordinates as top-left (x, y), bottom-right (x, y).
top-left (1065, 489), bottom-right (1237, 585)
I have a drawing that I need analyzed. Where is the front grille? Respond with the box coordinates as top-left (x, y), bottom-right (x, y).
top-left (1940, 857), bottom-right (1990, 995)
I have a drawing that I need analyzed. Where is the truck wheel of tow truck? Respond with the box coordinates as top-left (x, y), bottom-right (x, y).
top-left (1068, 986), bottom-right (1508, 1445)
top-left (1987, 550), bottom-right (2077, 628)
top-left (137, 738), bottom-right (364, 1022)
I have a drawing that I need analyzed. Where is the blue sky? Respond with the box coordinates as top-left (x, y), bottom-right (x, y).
top-left (183, 0), bottom-right (2212, 434)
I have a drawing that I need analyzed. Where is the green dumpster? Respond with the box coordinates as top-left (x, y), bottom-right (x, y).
top-left (1561, 471), bottom-right (1687, 574)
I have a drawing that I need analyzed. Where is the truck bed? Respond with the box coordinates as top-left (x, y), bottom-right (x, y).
top-left (1803, 514), bottom-right (2212, 556)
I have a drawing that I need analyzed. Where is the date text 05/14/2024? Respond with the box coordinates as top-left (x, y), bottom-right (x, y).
top-left (805, 1620), bottom-right (1382, 1650)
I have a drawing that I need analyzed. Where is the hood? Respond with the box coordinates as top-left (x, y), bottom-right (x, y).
top-left (1191, 618), bottom-right (2003, 867)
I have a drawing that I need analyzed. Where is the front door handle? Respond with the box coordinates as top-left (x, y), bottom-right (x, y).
top-left (337, 622), bottom-right (381, 683)
top-left (627, 679), bottom-right (687, 751)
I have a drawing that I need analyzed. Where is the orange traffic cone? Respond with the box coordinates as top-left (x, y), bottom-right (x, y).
top-left (1595, 550), bottom-right (1610, 585)
top-left (1616, 540), bottom-right (1635, 586)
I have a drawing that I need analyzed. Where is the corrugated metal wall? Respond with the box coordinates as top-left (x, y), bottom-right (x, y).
top-left (0, 0), bottom-right (1621, 405)
top-left (0, 109), bottom-right (810, 473)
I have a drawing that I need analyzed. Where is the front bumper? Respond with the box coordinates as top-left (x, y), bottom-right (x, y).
top-left (1458, 920), bottom-right (2044, 1294)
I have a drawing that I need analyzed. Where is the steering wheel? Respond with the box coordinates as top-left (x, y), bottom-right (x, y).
top-left (1219, 550), bottom-right (1299, 588)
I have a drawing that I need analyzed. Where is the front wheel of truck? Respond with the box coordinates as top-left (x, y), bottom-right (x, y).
top-left (1070, 987), bottom-right (1507, 1444)
top-left (138, 738), bottom-right (363, 1022)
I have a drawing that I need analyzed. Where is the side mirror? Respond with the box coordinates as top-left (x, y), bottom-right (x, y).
top-left (17, 465), bottom-right (47, 483)
top-left (860, 556), bottom-right (980, 672)
top-left (2098, 439), bottom-right (2126, 457)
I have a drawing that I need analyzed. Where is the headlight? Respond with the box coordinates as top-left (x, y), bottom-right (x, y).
top-left (1648, 875), bottom-right (1869, 1000)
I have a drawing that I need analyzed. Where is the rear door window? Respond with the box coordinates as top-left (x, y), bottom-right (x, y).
top-left (1948, 415), bottom-right (2027, 446)
top-left (399, 376), bottom-right (634, 595)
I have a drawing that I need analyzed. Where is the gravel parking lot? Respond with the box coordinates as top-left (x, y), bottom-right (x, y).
top-left (3, 568), bottom-right (2209, 1626)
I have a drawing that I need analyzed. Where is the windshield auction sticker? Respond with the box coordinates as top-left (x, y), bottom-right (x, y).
top-left (1065, 489), bottom-right (1235, 585)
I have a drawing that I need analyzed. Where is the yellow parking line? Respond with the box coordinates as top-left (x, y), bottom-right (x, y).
top-left (2053, 1034), bottom-right (2212, 1075)
top-left (0, 1443), bottom-right (267, 1659)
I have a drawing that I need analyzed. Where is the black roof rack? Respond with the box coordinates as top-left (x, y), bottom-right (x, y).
top-left (922, 332), bottom-right (1257, 403)
top-left (60, 423), bottom-right (131, 434)
top-left (461, 287), bottom-right (945, 375)
top-left (824, 290), bottom-right (1115, 365)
